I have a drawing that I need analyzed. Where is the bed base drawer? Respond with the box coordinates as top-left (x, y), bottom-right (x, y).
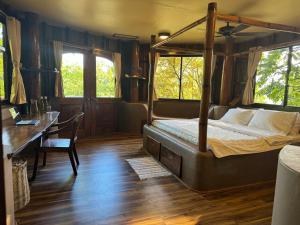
top-left (160, 146), bottom-right (182, 177)
top-left (146, 136), bottom-right (161, 160)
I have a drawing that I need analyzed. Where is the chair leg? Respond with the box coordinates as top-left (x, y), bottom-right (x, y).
top-left (42, 152), bottom-right (47, 167)
top-left (73, 145), bottom-right (80, 166)
top-left (68, 149), bottom-right (77, 176)
top-left (31, 147), bottom-right (40, 181)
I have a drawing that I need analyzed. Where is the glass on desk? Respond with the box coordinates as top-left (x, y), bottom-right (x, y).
top-left (30, 99), bottom-right (39, 115)
top-left (46, 111), bottom-right (53, 121)
top-left (46, 105), bottom-right (52, 112)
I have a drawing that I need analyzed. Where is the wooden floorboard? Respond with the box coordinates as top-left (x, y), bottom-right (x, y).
top-left (16, 134), bottom-right (275, 225)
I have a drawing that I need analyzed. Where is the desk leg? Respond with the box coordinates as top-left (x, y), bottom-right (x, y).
top-left (30, 145), bottom-right (40, 182)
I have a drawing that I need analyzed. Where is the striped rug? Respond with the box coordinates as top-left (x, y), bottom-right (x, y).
top-left (126, 157), bottom-right (172, 180)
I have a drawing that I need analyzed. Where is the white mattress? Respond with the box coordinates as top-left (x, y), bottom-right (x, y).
top-left (152, 119), bottom-right (300, 158)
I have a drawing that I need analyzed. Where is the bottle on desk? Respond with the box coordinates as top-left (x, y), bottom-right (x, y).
top-left (39, 96), bottom-right (45, 112)
top-left (44, 96), bottom-right (51, 112)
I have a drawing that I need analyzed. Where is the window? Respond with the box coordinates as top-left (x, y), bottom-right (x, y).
top-left (61, 53), bottom-right (84, 97)
top-left (289, 46), bottom-right (300, 106)
top-left (0, 22), bottom-right (6, 100)
top-left (96, 56), bottom-right (115, 97)
top-left (155, 56), bottom-right (203, 100)
top-left (255, 46), bottom-right (300, 107)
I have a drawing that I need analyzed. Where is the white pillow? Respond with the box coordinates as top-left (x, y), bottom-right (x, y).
top-left (290, 113), bottom-right (300, 135)
top-left (248, 110), bottom-right (298, 135)
top-left (220, 108), bottom-right (254, 125)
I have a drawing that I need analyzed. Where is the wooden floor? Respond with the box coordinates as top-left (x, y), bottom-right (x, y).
top-left (16, 134), bottom-right (275, 225)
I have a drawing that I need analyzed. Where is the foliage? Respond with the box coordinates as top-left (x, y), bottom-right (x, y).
top-left (61, 54), bottom-right (115, 98)
top-left (96, 57), bottom-right (115, 97)
top-left (61, 53), bottom-right (84, 97)
top-left (156, 57), bottom-right (180, 99)
top-left (155, 56), bottom-right (203, 100)
top-left (255, 47), bottom-right (300, 107)
top-left (255, 48), bottom-right (288, 104)
top-left (289, 46), bottom-right (300, 106)
top-left (181, 57), bottom-right (203, 99)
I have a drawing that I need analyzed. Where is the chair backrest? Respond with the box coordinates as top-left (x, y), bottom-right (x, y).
top-left (70, 112), bottom-right (84, 146)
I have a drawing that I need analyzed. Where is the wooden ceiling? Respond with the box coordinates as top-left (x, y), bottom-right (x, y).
top-left (4, 0), bottom-right (300, 43)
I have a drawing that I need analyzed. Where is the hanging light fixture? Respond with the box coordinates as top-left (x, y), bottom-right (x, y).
top-left (158, 32), bottom-right (170, 40)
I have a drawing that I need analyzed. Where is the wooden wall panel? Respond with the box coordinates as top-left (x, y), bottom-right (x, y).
top-left (93, 100), bottom-right (118, 135)
top-left (53, 98), bottom-right (86, 137)
top-left (232, 55), bottom-right (249, 103)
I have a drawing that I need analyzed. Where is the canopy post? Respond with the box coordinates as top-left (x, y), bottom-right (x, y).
top-left (147, 35), bottom-right (156, 125)
top-left (199, 2), bottom-right (217, 152)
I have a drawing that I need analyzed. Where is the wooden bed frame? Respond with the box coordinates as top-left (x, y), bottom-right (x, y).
top-left (144, 2), bottom-right (300, 191)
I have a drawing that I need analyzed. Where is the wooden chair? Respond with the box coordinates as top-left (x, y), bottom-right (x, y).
top-left (33, 112), bottom-right (84, 177)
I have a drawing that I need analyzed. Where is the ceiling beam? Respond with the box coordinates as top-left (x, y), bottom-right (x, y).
top-left (217, 14), bottom-right (300, 35)
top-left (152, 16), bottom-right (207, 48)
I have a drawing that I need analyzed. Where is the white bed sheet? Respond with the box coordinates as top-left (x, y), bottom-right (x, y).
top-left (152, 119), bottom-right (300, 158)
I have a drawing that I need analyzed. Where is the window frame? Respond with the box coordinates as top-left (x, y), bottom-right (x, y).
top-left (156, 54), bottom-right (203, 100)
top-left (254, 45), bottom-right (300, 108)
top-left (0, 15), bottom-right (10, 104)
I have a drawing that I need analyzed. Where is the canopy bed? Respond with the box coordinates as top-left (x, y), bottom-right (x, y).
top-left (143, 2), bottom-right (300, 191)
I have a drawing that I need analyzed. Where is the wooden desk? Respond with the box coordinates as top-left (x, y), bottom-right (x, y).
top-left (2, 112), bottom-right (60, 156)
top-left (2, 111), bottom-right (60, 180)
top-left (1, 111), bottom-right (59, 225)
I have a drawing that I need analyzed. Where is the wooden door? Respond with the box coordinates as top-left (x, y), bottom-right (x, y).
top-left (55, 49), bottom-right (90, 137)
top-left (89, 55), bottom-right (119, 136)
top-left (56, 49), bottom-right (119, 137)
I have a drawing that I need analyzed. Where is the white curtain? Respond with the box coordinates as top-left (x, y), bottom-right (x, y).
top-left (53, 40), bottom-right (64, 97)
top-left (6, 16), bottom-right (27, 104)
top-left (112, 53), bottom-right (122, 98)
top-left (242, 47), bottom-right (262, 105)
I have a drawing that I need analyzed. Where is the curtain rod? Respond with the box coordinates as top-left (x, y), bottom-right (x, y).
top-left (50, 40), bottom-right (117, 55)
top-left (62, 41), bottom-right (91, 51)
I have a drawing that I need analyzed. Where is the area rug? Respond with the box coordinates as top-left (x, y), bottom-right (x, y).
top-left (126, 157), bottom-right (172, 180)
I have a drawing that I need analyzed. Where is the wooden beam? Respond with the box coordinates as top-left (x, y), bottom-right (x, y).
top-left (156, 46), bottom-right (203, 55)
top-left (220, 38), bottom-right (234, 105)
top-left (155, 46), bottom-right (225, 56)
top-left (233, 39), bottom-right (300, 57)
top-left (22, 12), bottom-right (41, 100)
top-left (217, 14), bottom-right (300, 35)
top-left (199, 2), bottom-right (217, 152)
top-left (152, 16), bottom-right (207, 49)
top-left (147, 35), bottom-right (156, 125)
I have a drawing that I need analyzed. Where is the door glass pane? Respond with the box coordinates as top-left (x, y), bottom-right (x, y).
top-left (96, 57), bottom-right (115, 97)
top-left (61, 53), bottom-right (84, 97)
top-left (254, 48), bottom-right (289, 105)
top-left (289, 45), bottom-right (300, 107)
top-left (156, 57), bottom-right (180, 99)
top-left (181, 57), bottom-right (203, 100)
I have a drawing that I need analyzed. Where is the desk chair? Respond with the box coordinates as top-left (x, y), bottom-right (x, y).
top-left (33, 112), bottom-right (84, 177)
